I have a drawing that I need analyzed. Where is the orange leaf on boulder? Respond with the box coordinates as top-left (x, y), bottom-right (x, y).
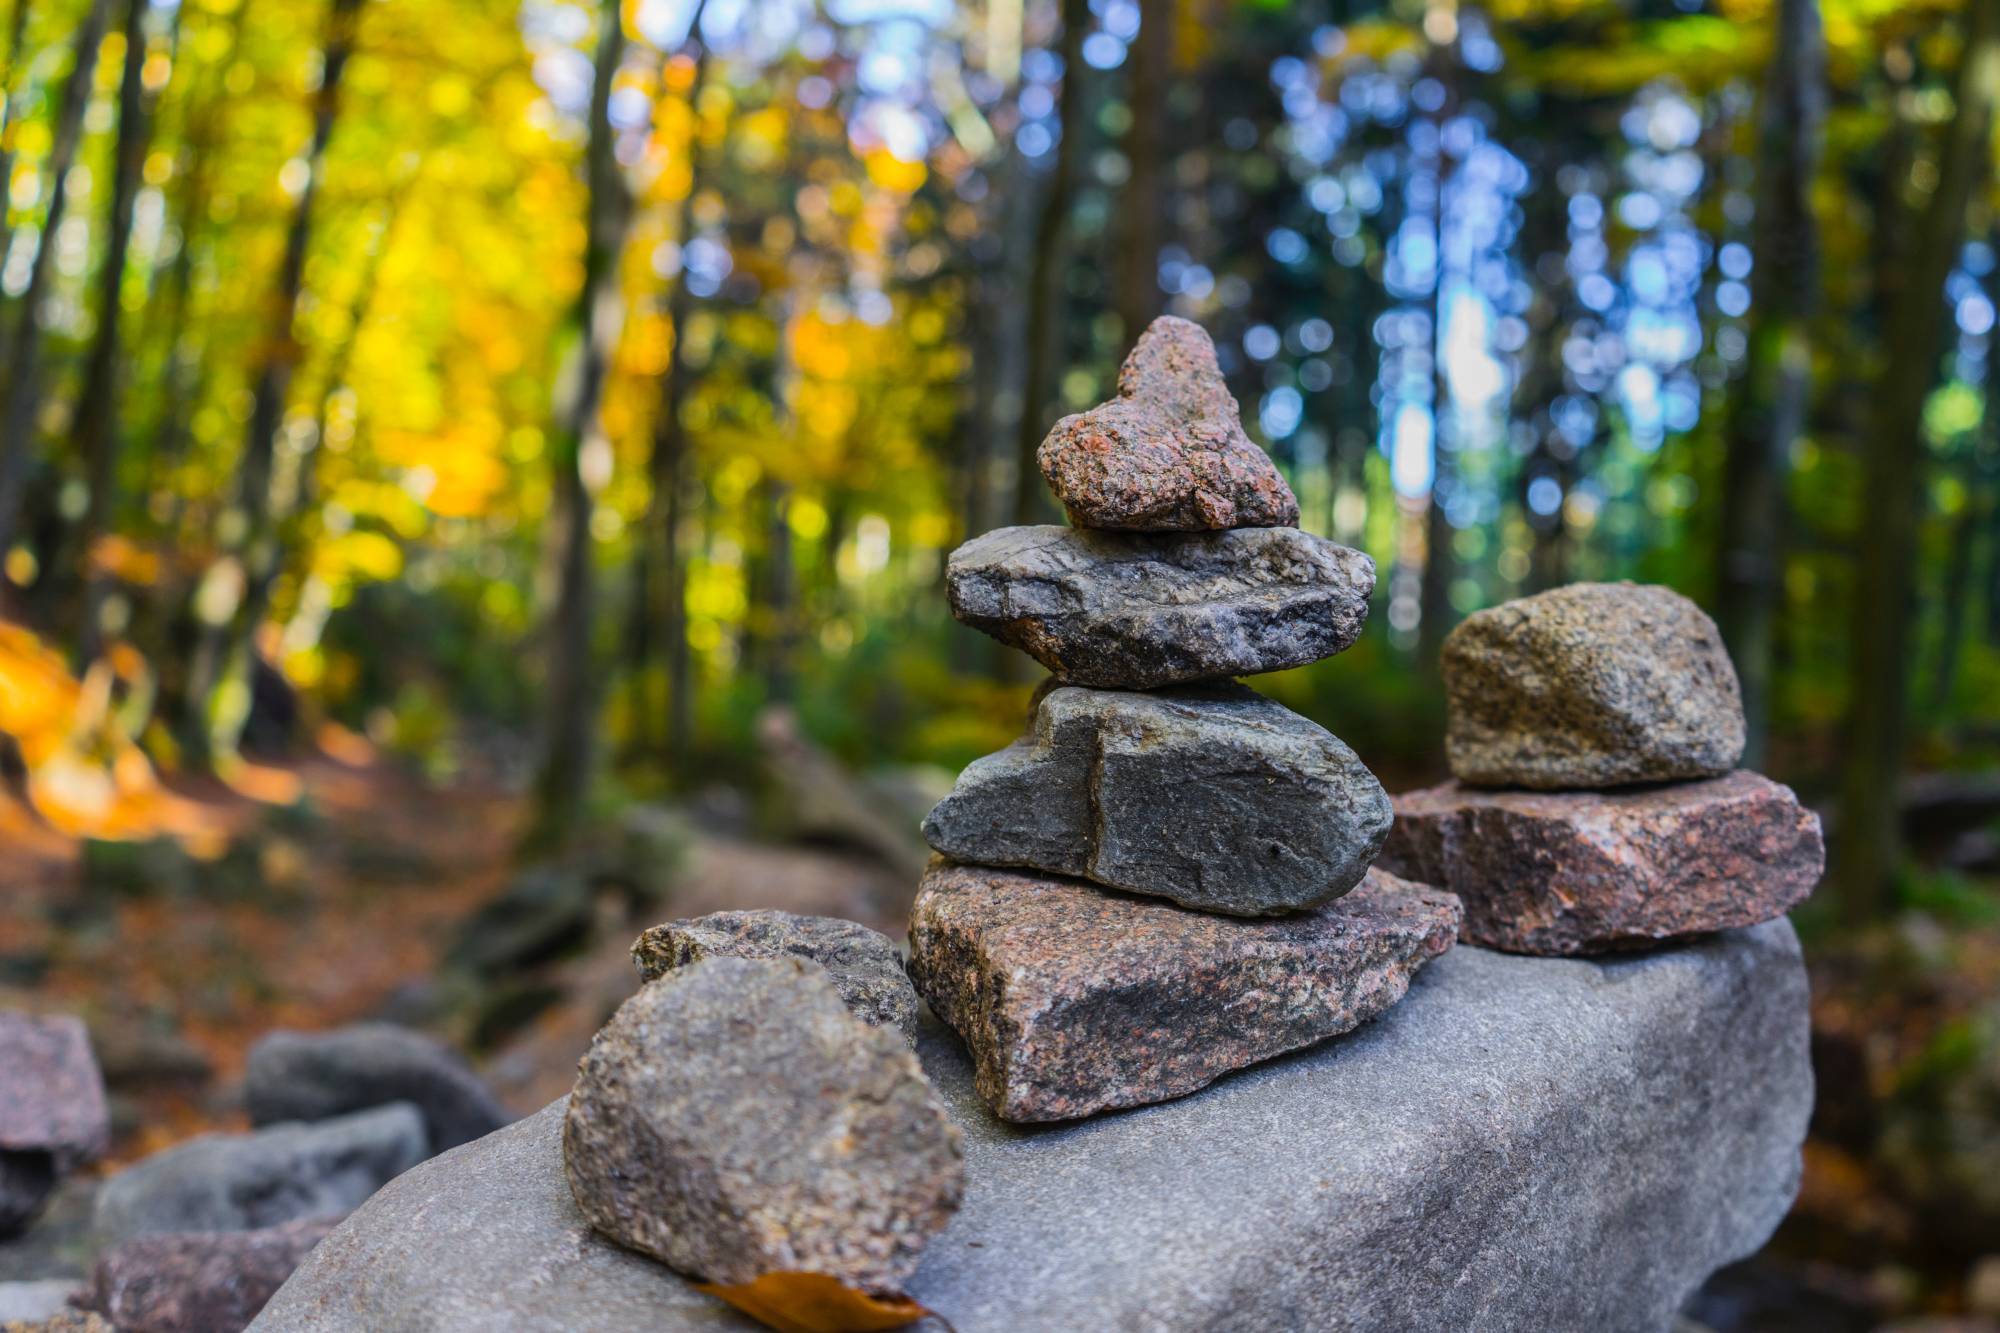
top-left (696, 1271), bottom-right (934, 1333)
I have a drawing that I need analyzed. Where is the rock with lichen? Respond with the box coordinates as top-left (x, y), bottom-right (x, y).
top-left (1442, 581), bottom-right (1745, 789)
top-left (946, 524), bottom-right (1373, 688)
top-left (1036, 316), bottom-right (1299, 531)
top-left (922, 683), bottom-right (1390, 916)
top-left (561, 956), bottom-right (962, 1294)
top-left (629, 910), bottom-right (919, 1042)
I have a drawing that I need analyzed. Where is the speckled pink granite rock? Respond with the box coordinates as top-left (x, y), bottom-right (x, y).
top-left (906, 861), bottom-right (1460, 1123)
top-left (1037, 316), bottom-right (1299, 531)
top-left (1377, 770), bottom-right (1823, 956)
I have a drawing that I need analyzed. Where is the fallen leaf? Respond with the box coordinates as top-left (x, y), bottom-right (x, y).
top-left (695, 1271), bottom-right (934, 1333)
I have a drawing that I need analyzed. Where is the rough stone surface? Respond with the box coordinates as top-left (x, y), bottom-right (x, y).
top-left (251, 921), bottom-right (1810, 1333)
top-left (1036, 316), bottom-right (1299, 531)
top-left (947, 524), bottom-right (1374, 688)
top-left (93, 1104), bottom-right (425, 1245)
top-left (923, 684), bottom-right (1391, 915)
top-left (1442, 581), bottom-right (1746, 788)
top-left (244, 1024), bottom-right (510, 1154)
top-left (0, 1283), bottom-right (78, 1326)
top-left (630, 910), bottom-right (918, 1041)
top-left (81, 1216), bottom-right (339, 1333)
top-left (561, 956), bottom-right (963, 1293)
top-left (0, 1016), bottom-right (108, 1237)
top-left (907, 861), bottom-right (1459, 1121)
top-left (1379, 771), bottom-right (1824, 956)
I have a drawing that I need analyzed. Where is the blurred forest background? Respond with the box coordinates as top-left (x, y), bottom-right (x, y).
top-left (0, 0), bottom-right (1998, 1324)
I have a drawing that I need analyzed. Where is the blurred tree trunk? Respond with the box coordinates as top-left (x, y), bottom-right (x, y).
top-left (1716, 0), bottom-right (1824, 768)
top-left (525, 0), bottom-right (626, 852)
top-left (0, 0), bottom-right (34, 278)
top-left (180, 0), bottom-right (360, 760)
top-left (1417, 31), bottom-right (1458, 673)
top-left (69, 0), bottom-right (156, 661)
top-left (1932, 238), bottom-right (2000, 711)
top-left (1836, 1), bottom-right (2000, 922)
top-left (1116, 0), bottom-right (1169, 342)
top-left (1012, 0), bottom-right (1088, 527)
top-left (0, 0), bottom-right (114, 561)
top-left (631, 2), bottom-right (708, 772)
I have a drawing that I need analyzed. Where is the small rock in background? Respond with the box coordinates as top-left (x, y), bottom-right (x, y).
top-left (631, 911), bottom-right (919, 1042)
top-left (245, 1024), bottom-right (511, 1154)
top-left (1380, 772), bottom-right (1823, 955)
top-left (907, 861), bottom-right (1461, 1122)
top-left (0, 1282), bottom-right (80, 1326)
top-left (93, 1104), bottom-right (425, 1245)
top-left (79, 1216), bottom-right (340, 1333)
top-left (1, 1311), bottom-right (111, 1332)
top-left (1442, 581), bottom-right (1745, 789)
top-left (754, 707), bottom-right (933, 881)
top-left (923, 683), bottom-right (1391, 916)
top-left (562, 956), bottom-right (963, 1294)
top-left (0, 1015), bottom-right (109, 1237)
top-left (1037, 315), bottom-right (1300, 531)
top-left (946, 525), bottom-right (1374, 688)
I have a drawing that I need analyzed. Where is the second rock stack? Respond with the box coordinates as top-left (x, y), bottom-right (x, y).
top-left (910, 317), bottom-right (1461, 1123)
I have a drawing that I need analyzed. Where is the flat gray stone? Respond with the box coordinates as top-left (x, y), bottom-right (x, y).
top-left (245, 1025), bottom-right (511, 1154)
top-left (93, 1105), bottom-right (425, 1245)
top-left (922, 683), bottom-right (1391, 914)
top-left (0, 1280), bottom-right (81, 1324)
top-left (630, 911), bottom-right (919, 1042)
top-left (252, 922), bottom-right (1810, 1333)
top-left (946, 525), bottom-right (1374, 689)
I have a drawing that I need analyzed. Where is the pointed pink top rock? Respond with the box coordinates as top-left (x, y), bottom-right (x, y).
top-left (1037, 316), bottom-right (1300, 531)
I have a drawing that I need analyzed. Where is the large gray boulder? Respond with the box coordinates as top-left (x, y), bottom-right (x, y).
top-left (252, 921), bottom-right (1811, 1333)
top-left (922, 683), bottom-right (1391, 915)
top-left (946, 524), bottom-right (1374, 689)
top-left (245, 1025), bottom-right (510, 1154)
top-left (94, 1105), bottom-right (425, 1245)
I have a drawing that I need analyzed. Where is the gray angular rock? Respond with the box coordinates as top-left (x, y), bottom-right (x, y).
top-left (1442, 581), bottom-right (1746, 788)
top-left (630, 910), bottom-right (919, 1041)
top-left (81, 1216), bottom-right (339, 1333)
top-left (922, 684), bottom-right (1391, 915)
top-left (93, 1104), bottom-right (425, 1245)
top-left (907, 861), bottom-right (1458, 1120)
top-left (561, 956), bottom-right (963, 1294)
top-left (251, 922), bottom-right (1811, 1333)
top-left (946, 524), bottom-right (1374, 688)
top-left (0, 1015), bottom-right (108, 1236)
top-left (1036, 315), bottom-right (1300, 531)
top-left (0, 1282), bottom-right (80, 1326)
top-left (244, 1024), bottom-right (510, 1154)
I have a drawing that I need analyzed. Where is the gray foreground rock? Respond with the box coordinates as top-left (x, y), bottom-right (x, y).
top-left (245, 1025), bottom-right (510, 1154)
top-left (923, 684), bottom-right (1391, 914)
top-left (562, 958), bottom-right (963, 1293)
top-left (631, 910), bottom-right (919, 1041)
top-left (252, 921), bottom-right (1810, 1333)
top-left (1443, 581), bottom-right (1745, 788)
top-left (0, 1015), bottom-right (109, 1236)
top-left (93, 1105), bottom-right (424, 1245)
top-left (947, 524), bottom-right (1374, 688)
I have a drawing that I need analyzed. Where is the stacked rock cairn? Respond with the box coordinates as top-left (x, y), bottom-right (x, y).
top-left (1376, 580), bottom-right (1825, 955)
top-left (909, 315), bottom-right (1463, 1122)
